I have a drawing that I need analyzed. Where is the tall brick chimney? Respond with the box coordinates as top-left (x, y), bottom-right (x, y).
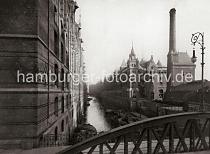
top-left (169, 8), bottom-right (176, 53)
top-left (167, 8), bottom-right (177, 90)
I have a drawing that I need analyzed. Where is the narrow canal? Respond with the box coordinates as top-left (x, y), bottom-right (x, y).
top-left (86, 97), bottom-right (111, 133)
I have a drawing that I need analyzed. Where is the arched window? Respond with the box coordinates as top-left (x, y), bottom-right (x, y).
top-left (69, 93), bottom-right (72, 107)
top-left (54, 5), bottom-right (57, 22)
top-left (61, 43), bottom-right (65, 63)
top-left (54, 64), bottom-right (58, 87)
top-left (72, 108), bottom-right (74, 119)
top-left (159, 89), bottom-right (164, 99)
top-left (54, 127), bottom-right (58, 142)
top-left (61, 120), bottom-right (64, 132)
top-left (54, 30), bottom-right (59, 56)
top-left (61, 68), bottom-right (65, 90)
top-left (54, 97), bottom-right (58, 116)
top-left (66, 72), bottom-right (69, 89)
top-left (61, 96), bottom-right (64, 113)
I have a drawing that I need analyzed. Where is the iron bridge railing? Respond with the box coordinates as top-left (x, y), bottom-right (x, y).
top-left (39, 134), bottom-right (69, 147)
top-left (58, 112), bottom-right (210, 154)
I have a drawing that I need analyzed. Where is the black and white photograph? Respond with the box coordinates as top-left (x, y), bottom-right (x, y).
top-left (0, 0), bottom-right (210, 153)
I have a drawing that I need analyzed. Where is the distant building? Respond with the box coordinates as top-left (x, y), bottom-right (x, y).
top-left (127, 46), bottom-right (141, 102)
top-left (140, 56), bottom-right (167, 101)
top-left (117, 45), bottom-right (167, 109)
top-left (0, 0), bottom-right (85, 149)
top-left (167, 8), bottom-right (196, 90)
top-left (164, 8), bottom-right (199, 107)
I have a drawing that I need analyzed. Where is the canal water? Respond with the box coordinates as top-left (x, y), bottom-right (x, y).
top-left (86, 97), bottom-right (111, 133)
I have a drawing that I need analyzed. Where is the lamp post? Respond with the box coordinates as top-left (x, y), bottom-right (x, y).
top-left (191, 32), bottom-right (205, 112)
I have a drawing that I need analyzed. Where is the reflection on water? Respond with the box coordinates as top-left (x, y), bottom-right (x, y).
top-left (86, 97), bottom-right (111, 132)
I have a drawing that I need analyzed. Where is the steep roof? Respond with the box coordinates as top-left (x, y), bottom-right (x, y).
top-left (120, 59), bottom-right (127, 68)
top-left (129, 44), bottom-right (136, 59)
top-left (157, 60), bottom-right (162, 67)
top-left (140, 55), bottom-right (155, 68)
top-left (140, 58), bottom-right (146, 64)
top-left (130, 41), bottom-right (135, 54)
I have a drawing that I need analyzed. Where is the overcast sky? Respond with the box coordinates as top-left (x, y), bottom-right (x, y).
top-left (76, 0), bottom-right (210, 83)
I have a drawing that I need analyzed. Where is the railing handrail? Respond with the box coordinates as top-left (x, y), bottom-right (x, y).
top-left (57, 112), bottom-right (210, 154)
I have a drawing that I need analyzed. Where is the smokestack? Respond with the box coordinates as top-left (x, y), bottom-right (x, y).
top-left (169, 8), bottom-right (176, 53)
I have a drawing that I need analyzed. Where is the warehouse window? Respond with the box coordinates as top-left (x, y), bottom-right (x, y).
top-left (61, 96), bottom-right (64, 113)
top-left (54, 127), bottom-right (58, 142)
top-left (61, 43), bottom-right (65, 63)
top-left (54, 31), bottom-right (59, 57)
top-left (54, 64), bottom-right (58, 87)
top-left (66, 95), bottom-right (69, 109)
top-left (61, 68), bottom-right (65, 90)
top-left (54, 5), bottom-right (58, 25)
top-left (54, 97), bottom-right (58, 116)
top-left (61, 120), bottom-right (64, 132)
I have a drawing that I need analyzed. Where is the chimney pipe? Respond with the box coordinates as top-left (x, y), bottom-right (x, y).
top-left (169, 8), bottom-right (176, 53)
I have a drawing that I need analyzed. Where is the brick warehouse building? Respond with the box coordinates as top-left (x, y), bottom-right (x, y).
top-left (0, 0), bottom-right (85, 149)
